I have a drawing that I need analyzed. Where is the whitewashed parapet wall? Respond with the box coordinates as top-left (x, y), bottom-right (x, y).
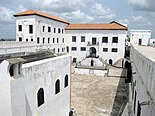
top-left (0, 41), bottom-right (58, 55)
top-left (0, 54), bottom-right (71, 116)
top-left (130, 45), bottom-right (155, 116)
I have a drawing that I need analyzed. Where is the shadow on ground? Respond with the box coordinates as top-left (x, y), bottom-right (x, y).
top-left (110, 68), bottom-right (129, 116)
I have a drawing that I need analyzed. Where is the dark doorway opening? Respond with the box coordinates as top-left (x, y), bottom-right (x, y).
top-left (137, 101), bottom-right (141, 116)
top-left (89, 47), bottom-right (96, 58)
top-left (138, 39), bottom-right (142, 45)
top-left (109, 59), bottom-right (113, 65)
top-left (91, 59), bottom-right (94, 66)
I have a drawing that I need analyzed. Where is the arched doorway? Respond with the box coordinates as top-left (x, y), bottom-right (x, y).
top-left (109, 59), bottom-right (113, 65)
top-left (89, 47), bottom-right (96, 58)
top-left (91, 59), bottom-right (94, 66)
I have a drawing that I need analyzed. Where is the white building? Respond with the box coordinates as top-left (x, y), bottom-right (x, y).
top-left (0, 51), bottom-right (71, 116)
top-left (130, 30), bottom-right (151, 46)
top-left (123, 45), bottom-right (155, 116)
top-left (14, 10), bottom-right (69, 54)
top-left (65, 22), bottom-right (128, 65)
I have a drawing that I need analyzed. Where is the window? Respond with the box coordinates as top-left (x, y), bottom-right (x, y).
top-left (37, 37), bottom-right (40, 44)
top-left (62, 48), bottom-right (64, 52)
top-left (26, 39), bottom-right (28, 41)
top-left (112, 37), bottom-right (118, 43)
top-left (55, 79), bottom-right (60, 94)
top-left (71, 47), bottom-right (77, 51)
top-left (102, 37), bottom-right (108, 43)
top-left (103, 48), bottom-right (108, 52)
top-left (58, 28), bottom-right (61, 33)
top-left (58, 48), bottom-right (60, 53)
top-left (19, 37), bottom-right (22, 41)
top-left (62, 38), bottom-right (64, 43)
top-left (57, 38), bottom-right (59, 43)
top-left (53, 38), bottom-right (55, 43)
top-left (18, 25), bottom-right (22, 31)
top-left (62, 29), bottom-right (64, 34)
top-left (29, 25), bottom-right (33, 34)
top-left (72, 36), bottom-right (76, 42)
top-left (31, 38), bottom-right (33, 41)
top-left (80, 47), bottom-right (86, 51)
top-left (112, 48), bottom-right (118, 52)
top-left (66, 46), bottom-right (69, 53)
top-left (37, 88), bottom-right (44, 107)
top-left (43, 26), bottom-right (45, 32)
top-left (43, 38), bottom-right (45, 44)
top-left (64, 75), bottom-right (68, 88)
top-left (81, 36), bottom-right (85, 42)
top-left (48, 38), bottom-right (50, 43)
top-left (48, 26), bottom-right (51, 32)
top-left (54, 28), bottom-right (56, 33)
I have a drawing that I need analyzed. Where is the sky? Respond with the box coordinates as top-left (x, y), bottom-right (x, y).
top-left (0, 0), bottom-right (155, 39)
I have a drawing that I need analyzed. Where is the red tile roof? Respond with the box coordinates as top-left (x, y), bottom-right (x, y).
top-left (66, 21), bottom-right (128, 30)
top-left (14, 10), bottom-right (69, 24)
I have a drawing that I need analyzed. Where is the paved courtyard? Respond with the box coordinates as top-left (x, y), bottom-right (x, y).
top-left (71, 66), bottom-right (128, 116)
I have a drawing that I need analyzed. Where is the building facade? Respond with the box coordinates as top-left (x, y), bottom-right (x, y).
top-left (0, 51), bottom-right (71, 116)
top-left (130, 30), bottom-right (151, 46)
top-left (65, 22), bottom-right (128, 65)
top-left (14, 10), bottom-right (69, 54)
top-left (124, 45), bottom-right (155, 116)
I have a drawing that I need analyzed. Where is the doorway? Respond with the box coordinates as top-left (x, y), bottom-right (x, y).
top-left (109, 59), bottom-right (113, 65)
top-left (91, 59), bottom-right (94, 66)
top-left (89, 47), bottom-right (96, 57)
top-left (138, 39), bottom-right (142, 45)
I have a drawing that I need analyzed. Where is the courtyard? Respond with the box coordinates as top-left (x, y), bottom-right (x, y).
top-left (71, 65), bottom-right (128, 116)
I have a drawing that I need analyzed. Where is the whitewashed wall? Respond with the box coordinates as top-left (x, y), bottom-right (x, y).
top-left (16, 15), bottom-right (68, 54)
top-left (65, 29), bottom-right (127, 64)
top-left (130, 45), bottom-right (155, 116)
top-left (130, 30), bottom-right (151, 46)
top-left (0, 54), bottom-right (71, 116)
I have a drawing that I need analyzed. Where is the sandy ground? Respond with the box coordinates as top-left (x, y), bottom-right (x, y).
top-left (71, 66), bottom-right (128, 116)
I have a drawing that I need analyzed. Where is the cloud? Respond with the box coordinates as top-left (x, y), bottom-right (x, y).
top-left (59, 10), bottom-right (94, 23)
top-left (0, 7), bottom-right (15, 24)
top-left (128, 0), bottom-right (155, 11)
top-left (16, 5), bottom-right (28, 12)
top-left (132, 15), bottom-right (152, 26)
top-left (91, 3), bottom-right (116, 19)
top-left (18, 0), bottom-right (94, 13)
top-left (118, 18), bottom-right (129, 25)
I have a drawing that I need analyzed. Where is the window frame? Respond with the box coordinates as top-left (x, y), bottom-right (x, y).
top-left (71, 47), bottom-right (77, 51)
top-left (112, 37), bottom-right (118, 43)
top-left (103, 48), bottom-right (108, 52)
top-left (102, 37), bottom-right (108, 43)
top-left (111, 48), bottom-right (118, 52)
top-left (72, 36), bottom-right (76, 42)
top-left (81, 36), bottom-right (85, 42)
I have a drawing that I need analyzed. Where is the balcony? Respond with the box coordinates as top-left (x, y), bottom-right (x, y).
top-left (87, 41), bottom-right (99, 46)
